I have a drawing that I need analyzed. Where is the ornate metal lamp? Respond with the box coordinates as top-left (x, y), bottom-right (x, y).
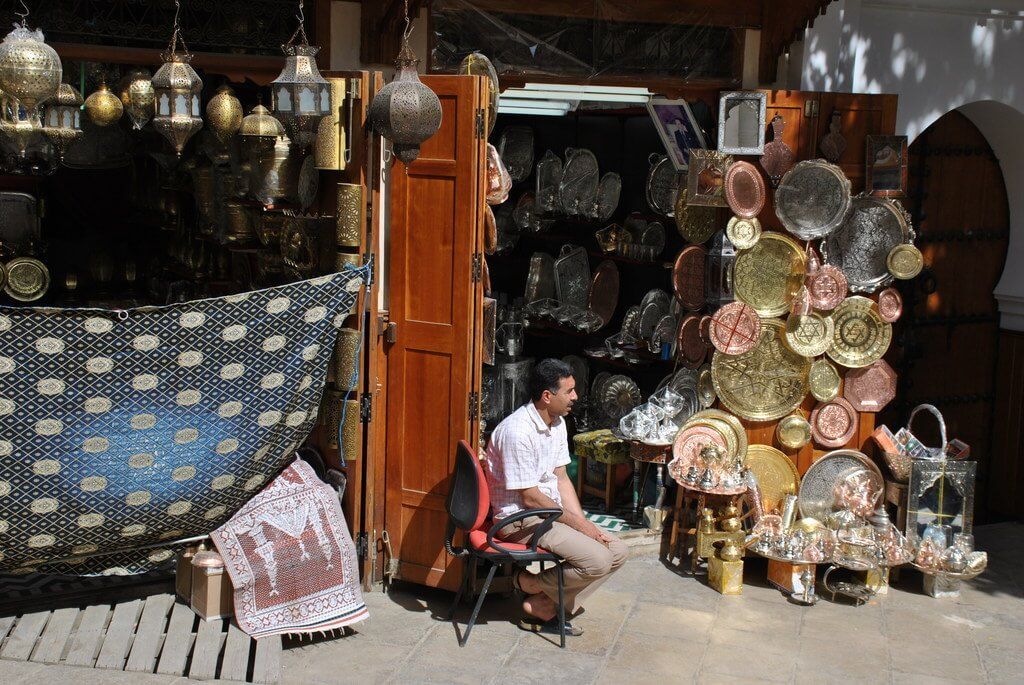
top-left (239, 102), bottom-right (284, 161)
top-left (152, 0), bottom-right (203, 156)
top-left (270, 0), bottom-right (331, 150)
top-left (119, 68), bottom-right (155, 130)
top-left (705, 229), bottom-right (737, 313)
top-left (0, 6), bottom-right (61, 130)
top-left (42, 82), bottom-right (82, 158)
top-left (368, 0), bottom-right (442, 165)
top-left (85, 81), bottom-right (123, 126)
top-left (206, 85), bottom-right (243, 146)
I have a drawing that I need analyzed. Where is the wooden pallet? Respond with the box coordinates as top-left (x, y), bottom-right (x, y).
top-left (0, 593), bottom-right (280, 683)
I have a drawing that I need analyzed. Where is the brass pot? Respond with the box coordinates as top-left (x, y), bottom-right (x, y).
top-left (718, 539), bottom-right (743, 562)
top-left (255, 136), bottom-right (299, 206)
top-left (336, 182), bottom-right (363, 248)
top-left (333, 328), bottom-right (360, 391)
top-left (719, 504), bottom-right (742, 533)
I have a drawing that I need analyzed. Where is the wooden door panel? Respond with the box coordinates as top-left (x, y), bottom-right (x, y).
top-left (758, 90), bottom-right (819, 232)
top-left (818, 93), bottom-right (898, 192)
top-left (385, 74), bottom-right (485, 590)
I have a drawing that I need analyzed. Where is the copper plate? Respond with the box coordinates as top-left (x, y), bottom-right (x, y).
top-left (724, 161), bottom-right (766, 219)
top-left (672, 245), bottom-right (707, 311)
top-left (877, 287), bottom-right (903, 323)
top-left (810, 396), bottom-right (859, 448)
top-left (709, 301), bottom-right (761, 355)
top-left (588, 260), bottom-right (620, 326)
top-left (670, 424), bottom-right (729, 472)
top-left (843, 359), bottom-right (897, 413)
top-left (699, 315), bottom-right (712, 344)
top-left (676, 314), bottom-right (706, 368)
top-left (807, 264), bottom-right (847, 311)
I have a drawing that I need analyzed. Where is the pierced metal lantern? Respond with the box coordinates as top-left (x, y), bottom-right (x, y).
top-left (206, 85), bottom-right (243, 146)
top-left (119, 69), bottom-right (155, 130)
top-left (43, 82), bottom-right (83, 157)
top-left (0, 26), bottom-right (61, 126)
top-left (85, 82), bottom-right (123, 127)
top-left (705, 229), bottom-right (737, 312)
top-left (368, 34), bottom-right (442, 165)
top-left (151, 53), bottom-right (203, 156)
top-left (271, 43), bottom-right (331, 150)
top-left (239, 103), bottom-right (284, 161)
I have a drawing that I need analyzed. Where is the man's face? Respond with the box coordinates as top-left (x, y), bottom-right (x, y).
top-left (543, 376), bottom-right (577, 417)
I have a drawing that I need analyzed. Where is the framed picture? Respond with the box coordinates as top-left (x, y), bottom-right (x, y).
top-left (686, 149), bottom-right (734, 207)
top-left (646, 98), bottom-right (706, 171)
top-left (717, 91), bottom-right (767, 155)
top-left (866, 135), bottom-right (909, 197)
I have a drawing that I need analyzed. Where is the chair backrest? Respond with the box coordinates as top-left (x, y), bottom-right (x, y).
top-left (445, 440), bottom-right (490, 533)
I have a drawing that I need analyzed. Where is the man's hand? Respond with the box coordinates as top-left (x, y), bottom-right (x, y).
top-left (581, 519), bottom-right (612, 546)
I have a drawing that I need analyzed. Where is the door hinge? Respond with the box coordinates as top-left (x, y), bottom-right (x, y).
top-left (475, 109), bottom-right (485, 139)
top-left (355, 532), bottom-right (368, 559)
top-left (804, 100), bottom-right (820, 118)
top-left (471, 252), bottom-right (482, 283)
top-left (468, 391), bottom-right (480, 421)
top-left (360, 394), bottom-right (373, 423)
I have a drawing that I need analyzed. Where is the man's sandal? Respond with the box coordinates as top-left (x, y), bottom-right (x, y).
top-left (517, 617), bottom-right (584, 637)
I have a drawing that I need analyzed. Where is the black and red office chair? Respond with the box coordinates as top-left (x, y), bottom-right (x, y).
top-left (444, 440), bottom-right (567, 647)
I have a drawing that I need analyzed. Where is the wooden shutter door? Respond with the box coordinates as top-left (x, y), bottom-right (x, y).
top-left (384, 75), bottom-right (486, 589)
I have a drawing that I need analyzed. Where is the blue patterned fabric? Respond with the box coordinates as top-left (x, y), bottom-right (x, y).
top-left (0, 266), bottom-right (370, 575)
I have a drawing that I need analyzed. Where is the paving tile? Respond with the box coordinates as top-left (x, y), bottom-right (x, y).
top-left (890, 670), bottom-right (975, 685)
top-left (495, 644), bottom-right (604, 685)
top-left (800, 598), bottom-right (885, 637)
top-left (282, 639), bottom-right (409, 685)
top-left (888, 632), bottom-right (984, 681)
top-left (702, 632), bottom-right (797, 683)
top-left (623, 601), bottom-right (715, 641)
top-left (793, 633), bottom-right (889, 684)
top-left (711, 595), bottom-right (803, 637)
top-left (972, 625), bottom-right (1024, 682)
top-left (605, 633), bottom-right (705, 679)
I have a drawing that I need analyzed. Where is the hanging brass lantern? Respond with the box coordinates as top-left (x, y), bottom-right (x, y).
top-left (85, 82), bottom-right (123, 127)
top-left (270, 0), bottom-right (331, 150)
top-left (206, 85), bottom-right (242, 146)
top-left (367, 1), bottom-right (441, 165)
top-left (43, 82), bottom-right (83, 158)
top-left (239, 102), bottom-right (284, 161)
top-left (0, 24), bottom-right (61, 127)
top-left (119, 69), bottom-right (155, 130)
top-left (152, 0), bottom-right (203, 156)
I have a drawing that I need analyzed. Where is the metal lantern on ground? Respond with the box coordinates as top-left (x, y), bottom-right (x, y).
top-left (239, 103), bottom-right (284, 161)
top-left (152, 0), bottom-right (203, 156)
top-left (43, 82), bottom-right (83, 157)
top-left (367, 0), bottom-right (441, 165)
top-left (120, 68), bottom-right (155, 129)
top-left (206, 85), bottom-right (243, 146)
top-left (270, 1), bottom-right (331, 150)
top-left (85, 82), bottom-right (123, 126)
top-left (0, 23), bottom-right (61, 128)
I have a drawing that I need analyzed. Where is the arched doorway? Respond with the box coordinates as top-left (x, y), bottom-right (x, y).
top-left (879, 111), bottom-right (1009, 522)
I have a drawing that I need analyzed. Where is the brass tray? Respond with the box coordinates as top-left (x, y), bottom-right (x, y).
top-left (775, 159), bottom-right (852, 240)
top-left (822, 195), bottom-right (915, 293)
top-left (744, 444), bottom-right (800, 515)
top-left (712, 318), bottom-right (811, 421)
top-left (690, 408), bottom-right (748, 462)
top-left (733, 231), bottom-right (807, 317)
top-left (827, 296), bottom-right (892, 368)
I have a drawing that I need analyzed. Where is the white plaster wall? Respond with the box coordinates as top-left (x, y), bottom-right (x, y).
top-left (796, 0), bottom-right (1024, 329)
top-left (329, 0), bottom-right (429, 74)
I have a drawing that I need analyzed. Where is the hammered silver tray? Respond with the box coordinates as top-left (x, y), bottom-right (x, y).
top-left (821, 194), bottom-right (915, 293)
top-left (498, 126), bottom-right (535, 182)
top-left (646, 154), bottom-right (684, 217)
top-left (775, 159), bottom-right (852, 240)
top-left (559, 148), bottom-right (600, 216)
top-left (535, 150), bottom-right (563, 214)
top-left (525, 252), bottom-right (556, 302)
top-left (592, 172), bottom-right (622, 221)
top-left (797, 449), bottom-right (884, 522)
top-left (554, 245), bottom-right (591, 309)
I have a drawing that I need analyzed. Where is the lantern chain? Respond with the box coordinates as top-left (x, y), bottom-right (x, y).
top-left (163, 0), bottom-right (191, 60)
top-left (285, 0), bottom-right (311, 48)
top-left (14, 0), bottom-right (30, 28)
top-left (403, 0), bottom-right (413, 41)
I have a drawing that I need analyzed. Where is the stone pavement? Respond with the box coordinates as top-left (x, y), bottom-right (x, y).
top-left (1, 523), bottom-right (1021, 685)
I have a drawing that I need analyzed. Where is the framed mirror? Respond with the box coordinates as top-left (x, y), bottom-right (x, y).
top-left (686, 150), bottom-right (734, 207)
top-left (866, 135), bottom-right (909, 197)
top-left (717, 91), bottom-right (767, 155)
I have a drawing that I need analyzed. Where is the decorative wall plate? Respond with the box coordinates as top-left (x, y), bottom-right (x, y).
top-left (843, 359), bottom-right (897, 412)
top-left (724, 161), bottom-right (766, 219)
top-left (535, 150), bottom-right (563, 214)
top-left (760, 114), bottom-right (795, 187)
top-left (726, 216), bottom-right (761, 250)
top-left (686, 149), bottom-right (733, 207)
top-left (887, 243), bottom-right (923, 280)
top-left (809, 358), bottom-right (841, 402)
top-left (672, 245), bottom-right (707, 311)
top-left (559, 148), bottom-right (599, 216)
top-left (675, 189), bottom-right (718, 244)
top-left (810, 396), bottom-right (859, 448)
top-left (485, 142), bottom-right (513, 206)
top-left (676, 314), bottom-right (706, 368)
top-left (784, 312), bottom-right (835, 357)
top-left (600, 375), bottom-right (641, 421)
top-left (525, 252), bottom-right (555, 303)
top-left (638, 299), bottom-right (667, 340)
top-left (744, 444), bottom-right (800, 514)
top-left (690, 408), bottom-right (747, 461)
top-left (593, 172), bottom-right (622, 221)
top-left (4, 257), bottom-right (49, 301)
top-left (776, 413), bottom-right (812, 450)
top-left (621, 304), bottom-right (641, 337)
top-left (640, 221), bottom-right (666, 252)
top-left (807, 264), bottom-right (848, 311)
top-left (711, 318), bottom-right (810, 421)
top-left (498, 126), bottom-right (534, 181)
top-left (460, 52), bottom-right (500, 136)
top-left (877, 287), bottom-right (903, 323)
top-left (646, 154), bottom-right (684, 216)
top-left (640, 288), bottom-right (672, 312)
top-left (554, 245), bottom-right (591, 309)
top-left (775, 159), bottom-right (852, 240)
top-left (697, 363), bottom-right (716, 408)
top-left (733, 231), bottom-right (807, 317)
top-left (827, 296), bottom-right (892, 368)
top-left (650, 314), bottom-right (677, 354)
top-left (588, 260), bottom-right (620, 326)
top-left (709, 301), bottom-right (761, 356)
top-left (797, 449), bottom-right (882, 521)
top-left (822, 195), bottom-right (915, 293)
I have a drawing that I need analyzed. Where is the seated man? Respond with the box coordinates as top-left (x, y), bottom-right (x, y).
top-left (485, 358), bottom-right (628, 635)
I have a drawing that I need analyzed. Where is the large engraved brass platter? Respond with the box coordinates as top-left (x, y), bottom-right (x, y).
top-left (711, 319), bottom-right (811, 421)
top-left (821, 195), bottom-right (914, 293)
top-left (744, 444), bottom-right (800, 514)
top-left (733, 231), bottom-right (806, 317)
top-left (827, 296), bottom-right (892, 368)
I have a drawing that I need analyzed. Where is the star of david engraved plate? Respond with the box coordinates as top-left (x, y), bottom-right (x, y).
top-left (711, 318), bottom-right (811, 421)
top-left (733, 231), bottom-right (806, 318)
top-left (775, 159), bottom-right (852, 240)
top-left (827, 296), bottom-right (892, 368)
top-left (784, 312), bottom-right (835, 357)
top-left (821, 195), bottom-right (915, 293)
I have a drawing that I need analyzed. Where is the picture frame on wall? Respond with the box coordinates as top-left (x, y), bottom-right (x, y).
top-left (866, 135), bottom-right (909, 197)
top-left (647, 98), bottom-right (707, 172)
